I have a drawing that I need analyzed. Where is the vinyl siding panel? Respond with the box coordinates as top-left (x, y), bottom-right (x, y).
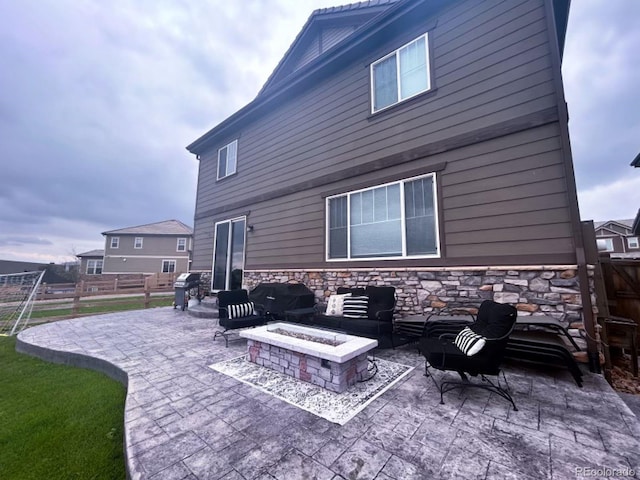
top-left (192, 0), bottom-right (574, 269)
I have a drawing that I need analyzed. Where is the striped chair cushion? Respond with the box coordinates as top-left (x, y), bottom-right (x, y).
top-left (342, 295), bottom-right (369, 319)
top-left (228, 302), bottom-right (255, 319)
top-left (454, 327), bottom-right (487, 356)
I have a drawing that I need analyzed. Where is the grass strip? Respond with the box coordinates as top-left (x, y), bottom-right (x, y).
top-left (30, 298), bottom-right (174, 320)
top-left (0, 336), bottom-right (126, 480)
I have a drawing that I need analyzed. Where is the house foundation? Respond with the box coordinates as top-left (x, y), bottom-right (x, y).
top-left (244, 266), bottom-right (596, 326)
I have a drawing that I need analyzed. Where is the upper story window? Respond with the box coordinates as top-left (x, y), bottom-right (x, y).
top-left (177, 238), bottom-right (187, 252)
top-left (371, 33), bottom-right (431, 113)
top-left (628, 237), bottom-right (639, 249)
top-left (217, 140), bottom-right (238, 180)
top-left (327, 173), bottom-right (439, 260)
top-left (134, 237), bottom-right (143, 249)
top-left (596, 238), bottom-right (614, 252)
top-left (110, 237), bottom-right (119, 249)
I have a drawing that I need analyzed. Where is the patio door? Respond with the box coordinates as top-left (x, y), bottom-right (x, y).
top-left (212, 217), bottom-right (246, 292)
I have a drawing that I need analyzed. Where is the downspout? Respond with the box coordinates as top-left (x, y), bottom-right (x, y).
top-left (543, 0), bottom-right (599, 372)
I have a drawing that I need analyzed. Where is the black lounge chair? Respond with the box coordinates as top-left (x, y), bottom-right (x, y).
top-left (419, 300), bottom-right (519, 410)
top-left (505, 330), bottom-right (584, 387)
top-left (215, 290), bottom-right (268, 347)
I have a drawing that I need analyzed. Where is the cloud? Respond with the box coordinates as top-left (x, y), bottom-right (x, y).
top-left (577, 175), bottom-right (640, 222)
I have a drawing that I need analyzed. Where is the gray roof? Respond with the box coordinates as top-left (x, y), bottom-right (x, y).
top-left (102, 220), bottom-right (193, 236)
top-left (76, 249), bottom-right (105, 258)
top-left (312, 0), bottom-right (399, 16)
top-left (593, 219), bottom-right (635, 230)
top-left (631, 152), bottom-right (640, 167)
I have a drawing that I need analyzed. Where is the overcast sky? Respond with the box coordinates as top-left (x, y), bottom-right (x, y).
top-left (1, 0), bottom-right (639, 264)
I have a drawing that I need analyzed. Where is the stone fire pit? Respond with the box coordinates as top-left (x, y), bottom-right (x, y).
top-left (239, 323), bottom-right (378, 393)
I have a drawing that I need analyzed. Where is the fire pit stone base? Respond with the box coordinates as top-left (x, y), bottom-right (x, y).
top-left (247, 339), bottom-right (369, 393)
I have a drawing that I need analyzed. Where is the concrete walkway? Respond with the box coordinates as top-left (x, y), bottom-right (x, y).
top-left (17, 308), bottom-right (640, 480)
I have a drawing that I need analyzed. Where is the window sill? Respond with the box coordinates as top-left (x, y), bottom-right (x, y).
top-left (367, 87), bottom-right (438, 121)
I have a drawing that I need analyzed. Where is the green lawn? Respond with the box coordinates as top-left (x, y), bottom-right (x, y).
top-left (0, 336), bottom-right (126, 480)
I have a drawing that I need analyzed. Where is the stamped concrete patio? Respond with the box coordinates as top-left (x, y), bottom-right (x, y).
top-left (17, 308), bottom-right (640, 480)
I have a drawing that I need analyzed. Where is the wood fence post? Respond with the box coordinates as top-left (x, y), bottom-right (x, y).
top-left (72, 281), bottom-right (83, 317)
top-left (114, 277), bottom-right (118, 293)
top-left (144, 277), bottom-right (150, 309)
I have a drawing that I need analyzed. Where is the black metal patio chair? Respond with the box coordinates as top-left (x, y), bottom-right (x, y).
top-left (214, 289), bottom-right (268, 347)
top-left (419, 300), bottom-right (519, 410)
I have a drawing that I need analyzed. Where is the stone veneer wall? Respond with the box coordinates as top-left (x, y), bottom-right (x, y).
top-left (244, 266), bottom-right (596, 326)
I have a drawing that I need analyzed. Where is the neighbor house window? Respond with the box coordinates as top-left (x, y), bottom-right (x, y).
top-left (628, 237), bottom-right (639, 249)
top-left (162, 260), bottom-right (176, 273)
top-left (371, 32), bottom-right (431, 113)
top-left (327, 173), bottom-right (439, 260)
top-left (134, 237), bottom-right (143, 249)
top-left (217, 139), bottom-right (238, 180)
top-left (177, 238), bottom-right (187, 252)
top-left (110, 237), bottom-right (119, 249)
top-left (86, 260), bottom-right (103, 275)
top-left (596, 238), bottom-right (614, 252)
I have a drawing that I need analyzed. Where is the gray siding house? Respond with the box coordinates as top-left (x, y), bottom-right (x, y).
top-left (100, 220), bottom-right (193, 274)
top-left (594, 220), bottom-right (640, 259)
top-left (77, 249), bottom-right (105, 275)
top-left (187, 0), bottom-right (594, 327)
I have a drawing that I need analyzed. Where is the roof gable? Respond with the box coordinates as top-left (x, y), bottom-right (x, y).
top-left (259, 0), bottom-right (399, 96)
top-left (102, 220), bottom-right (193, 236)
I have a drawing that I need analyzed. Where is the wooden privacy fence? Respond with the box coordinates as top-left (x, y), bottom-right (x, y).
top-left (599, 257), bottom-right (640, 338)
top-left (36, 273), bottom-right (178, 316)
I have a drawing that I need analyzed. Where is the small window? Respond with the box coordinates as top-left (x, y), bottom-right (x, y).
top-left (110, 237), bottom-right (119, 249)
top-left (371, 33), bottom-right (431, 113)
top-left (596, 238), bottom-right (614, 252)
top-left (327, 173), bottom-right (439, 260)
top-left (628, 237), bottom-right (639, 249)
top-left (86, 260), bottom-right (103, 275)
top-left (134, 237), bottom-right (143, 249)
top-left (217, 140), bottom-right (238, 180)
top-left (162, 260), bottom-right (176, 273)
top-left (177, 238), bottom-right (187, 252)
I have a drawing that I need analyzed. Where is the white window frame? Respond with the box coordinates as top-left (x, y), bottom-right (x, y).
top-left (177, 238), bottom-right (187, 252)
top-left (86, 259), bottom-right (103, 275)
top-left (162, 260), bottom-right (176, 273)
top-left (370, 32), bottom-right (432, 114)
top-left (596, 238), bottom-right (614, 252)
top-left (134, 237), bottom-right (143, 249)
top-left (110, 237), bottom-right (119, 249)
top-left (627, 237), bottom-right (639, 249)
top-left (325, 173), bottom-right (440, 261)
top-left (217, 139), bottom-right (238, 180)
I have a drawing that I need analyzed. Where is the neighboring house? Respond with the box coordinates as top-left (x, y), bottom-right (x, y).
top-left (96, 220), bottom-right (193, 275)
top-left (593, 220), bottom-right (640, 259)
top-left (0, 260), bottom-right (76, 283)
top-left (186, 1), bottom-right (595, 328)
top-left (76, 250), bottom-right (105, 275)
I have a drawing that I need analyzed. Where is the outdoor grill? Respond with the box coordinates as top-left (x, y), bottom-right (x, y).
top-left (173, 272), bottom-right (201, 311)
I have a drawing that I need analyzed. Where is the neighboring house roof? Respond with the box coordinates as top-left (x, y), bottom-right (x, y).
top-left (633, 210), bottom-right (640, 235)
top-left (0, 260), bottom-right (46, 275)
top-left (631, 152), bottom-right (640, 167)
top-left (593, 219), bottom-right (635, 231)
top-left (102, 220), bottom-right (193, 236)
top-left (186, 0), bottom-right (570, 156)
top-left (76, 249), bottom-right (105, 258)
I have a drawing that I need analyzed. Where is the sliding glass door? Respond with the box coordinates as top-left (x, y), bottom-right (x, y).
top-left (212, 217), bottom-right (246, 291)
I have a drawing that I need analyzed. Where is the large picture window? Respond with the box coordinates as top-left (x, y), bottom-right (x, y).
top-left (327, 174), bottom-right (439, 260)
top-left (371, 33), bottom-right (431, 113)
top-left (217, 140), bottom-right (238, 180)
